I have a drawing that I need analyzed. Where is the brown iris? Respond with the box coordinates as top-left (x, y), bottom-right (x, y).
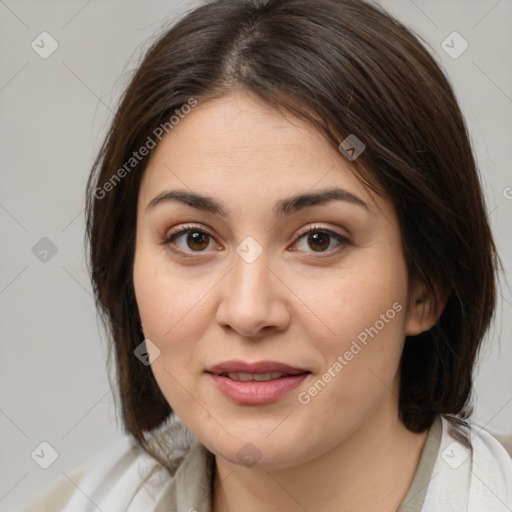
top-left (187, 231), bottom-right (210, 251)
top-left (308, 232), bottom-right (330, 251)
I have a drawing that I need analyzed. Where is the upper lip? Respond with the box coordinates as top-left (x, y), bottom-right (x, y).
top-left (206, 360), bottom-right (309, 375)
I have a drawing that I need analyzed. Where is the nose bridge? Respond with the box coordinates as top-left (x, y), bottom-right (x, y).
top-left (228, 232), bottom-right (272, 295)
top-left (229, 245), bottom-right (273, 310)
top-left (216, 242), bottom-right (289, 337)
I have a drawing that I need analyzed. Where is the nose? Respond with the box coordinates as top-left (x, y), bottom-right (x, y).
top-left (215, 249), bottom-right (290, 339)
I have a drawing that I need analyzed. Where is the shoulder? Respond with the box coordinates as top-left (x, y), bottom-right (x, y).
top-left (19, 415), bottom-right (207, 512)
top-left (422, 415), bottom-right (512, 512)
top-left (19, 436), bottom-right (136, 512)
top-left (490, 431), bottom-right (512, 458)
top-left (467, 420), bottom-right (512, 510)
top-left (19, 464), bottom-right (91, 512)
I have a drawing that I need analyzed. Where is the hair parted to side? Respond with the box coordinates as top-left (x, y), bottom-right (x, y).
top-left (85, 0), bottom-right (499, 472)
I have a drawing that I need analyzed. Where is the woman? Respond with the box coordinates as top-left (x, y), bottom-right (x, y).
top-left (21, 0), bottom-right (512, 510)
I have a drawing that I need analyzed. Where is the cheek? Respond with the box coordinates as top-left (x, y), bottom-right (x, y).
top-left (133, 244), bottom-right (218, 391)
top-left (133, 251), bottom-right (204, 413)
top-left (293, 247), bottom-right (408, 398)
top-left (295, 289), bottom-right (407, 431)
top-left (134, 244), bottom-right (207, 337)
top-left (295, 246), bottom-right (408, 345)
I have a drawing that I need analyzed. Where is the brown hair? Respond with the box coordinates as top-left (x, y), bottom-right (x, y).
top-left (85, 0), bottom-right (500, 472)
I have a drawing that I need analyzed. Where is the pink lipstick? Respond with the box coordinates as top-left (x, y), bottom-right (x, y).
top-left (206, 360), bottom-right (310, 404)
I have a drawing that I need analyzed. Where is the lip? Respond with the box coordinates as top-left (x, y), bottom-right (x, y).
top-left (206, 360), bottom-right (308, 375)
top-left (206, 360), bottom-right (310, 405)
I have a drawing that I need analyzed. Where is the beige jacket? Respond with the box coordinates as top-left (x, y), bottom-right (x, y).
top-left (20, 415), bottom-right (512, 512)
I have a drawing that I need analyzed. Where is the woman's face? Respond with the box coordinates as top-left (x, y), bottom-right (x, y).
top-left (133, 92), bottom-right (427, 469)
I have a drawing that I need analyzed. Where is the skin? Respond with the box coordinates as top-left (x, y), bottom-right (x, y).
top-left (133, 92), bottom-right (444, 512)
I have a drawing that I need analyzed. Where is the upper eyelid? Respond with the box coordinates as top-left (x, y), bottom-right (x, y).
top-left (295, 224), bottom-right (349, 240)
top-left (164, 223), bottom-right (214, 241)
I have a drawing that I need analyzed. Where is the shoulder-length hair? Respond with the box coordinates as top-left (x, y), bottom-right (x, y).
top-left (85, 0), bottom-right (499, 470)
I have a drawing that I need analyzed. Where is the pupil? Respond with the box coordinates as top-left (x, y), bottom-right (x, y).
top-left (188, 232), bottom-right (209, 250)
top-left (309, 232), bottom-right (329, 251)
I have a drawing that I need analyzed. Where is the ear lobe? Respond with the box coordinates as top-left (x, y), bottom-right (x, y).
top-left (405, 282), bottom-right (448, 336)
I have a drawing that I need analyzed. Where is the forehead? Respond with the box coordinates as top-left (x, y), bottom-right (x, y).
top-left (140, 93), bottom-right (373, 202)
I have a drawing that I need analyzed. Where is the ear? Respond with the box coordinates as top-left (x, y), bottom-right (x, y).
top-left (405, 280), bottom-right (448, 336)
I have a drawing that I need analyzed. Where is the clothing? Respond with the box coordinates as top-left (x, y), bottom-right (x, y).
top-left (397, 414), bottom-right (441, 510)
top-left (20, 415), bottom-right (512, 512)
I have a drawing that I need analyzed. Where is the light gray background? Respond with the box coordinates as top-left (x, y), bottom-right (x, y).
top-left (1, 0), bottom-right (511, 510)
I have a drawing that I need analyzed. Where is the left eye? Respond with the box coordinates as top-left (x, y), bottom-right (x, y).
top-left (294, 228), bottom-right (349, 253)
top-left (164, 228), bottom-right (216, 253)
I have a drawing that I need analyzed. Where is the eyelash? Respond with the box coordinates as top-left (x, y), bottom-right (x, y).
top-left (161, 223), bottom-right (351, 259)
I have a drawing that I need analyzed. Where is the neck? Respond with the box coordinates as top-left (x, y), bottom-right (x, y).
top-left (212, 409), bottom-right (429, 512)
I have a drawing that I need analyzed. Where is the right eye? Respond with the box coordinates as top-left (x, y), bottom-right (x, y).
top-left (162, 224), bottom-right (221, 257)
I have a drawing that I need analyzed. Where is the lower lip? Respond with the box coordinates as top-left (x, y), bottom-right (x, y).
top-left (207, 373), bottom-right (309, 404)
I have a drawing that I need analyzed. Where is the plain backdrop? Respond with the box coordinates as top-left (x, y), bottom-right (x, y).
top-left (1, 0), bottom-right (511, 509)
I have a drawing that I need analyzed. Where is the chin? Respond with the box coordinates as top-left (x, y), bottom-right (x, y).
top-left (198, 426), bottom-right (314, 470)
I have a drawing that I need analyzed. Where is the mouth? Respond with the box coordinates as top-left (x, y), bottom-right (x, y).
top-left (205, 360), bottom-right (310, 404)
top-left (206, 360), bottom-right (309, 378)
top-left (215, 371), bottom-right (301, 382)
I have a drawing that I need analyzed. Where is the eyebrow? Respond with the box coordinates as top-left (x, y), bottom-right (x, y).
top-left (146, 187), bottom-right (370, 218)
